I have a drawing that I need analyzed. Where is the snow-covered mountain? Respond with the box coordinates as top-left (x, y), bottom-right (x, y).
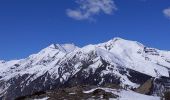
top-left (0, 37), bottom-right (170, 100)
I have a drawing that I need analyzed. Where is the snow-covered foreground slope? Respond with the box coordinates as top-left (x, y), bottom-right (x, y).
top-left (34, 97), bottom-right (49, 100)
top-left (83, 87), bottom-right (160, 100)
top-left (0, 37), bottom-right (170, 99)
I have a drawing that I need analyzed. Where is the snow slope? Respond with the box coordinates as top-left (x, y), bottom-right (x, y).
top-left (97, 38), bottom-right (170, 77)
top-left (83, 87), bottom-right (160, 100)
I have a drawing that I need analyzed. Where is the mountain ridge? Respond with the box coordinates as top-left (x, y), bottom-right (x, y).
top-left (0, 37), bottom-right (170, 99)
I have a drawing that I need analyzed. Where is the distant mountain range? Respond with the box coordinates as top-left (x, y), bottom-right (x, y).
top-left (0, 37), bottom-right (170, 100)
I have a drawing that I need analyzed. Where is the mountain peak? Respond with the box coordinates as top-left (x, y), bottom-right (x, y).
top-left (48, 44), bottom-right (58, 49)
top-left (61, 43), bottom-right (78, 53)
top-left (97, 37), bottom-right (145, 53)
top-left (112, 37), bottom-right (124, 41)
top-left (47, 43), bottom-right (77, 53)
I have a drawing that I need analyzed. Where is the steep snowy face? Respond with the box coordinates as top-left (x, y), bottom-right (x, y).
top-left (0, 43), bottom-right (79, 99)
top-left (96, 38), bottom-right (170, 77)
top-left (0, 43), bottom-right (79, 80)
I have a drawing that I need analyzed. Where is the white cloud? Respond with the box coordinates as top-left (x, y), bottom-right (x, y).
top-left (66, 0), bottom-right (117, 20)
top-left (163, 7), bottom-right (170, 19)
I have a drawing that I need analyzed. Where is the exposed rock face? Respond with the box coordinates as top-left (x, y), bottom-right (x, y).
top-left (135, 79), bottom-right (153, 94)
top-left (150, 77), bottom-right (170, 96)
top-left (0, 38), bottom-right (170, 99)
top-left (164, 91), bottom-right (170, 100)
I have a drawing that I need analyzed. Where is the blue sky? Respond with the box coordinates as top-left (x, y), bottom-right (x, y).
top-left (0, 0), bottom-right (170, 60)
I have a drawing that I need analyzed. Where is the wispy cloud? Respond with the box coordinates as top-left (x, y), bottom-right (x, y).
top-left (66, 0), bottom-right (117, 20)
top-left (163, 7), bottom-right (170, 19)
